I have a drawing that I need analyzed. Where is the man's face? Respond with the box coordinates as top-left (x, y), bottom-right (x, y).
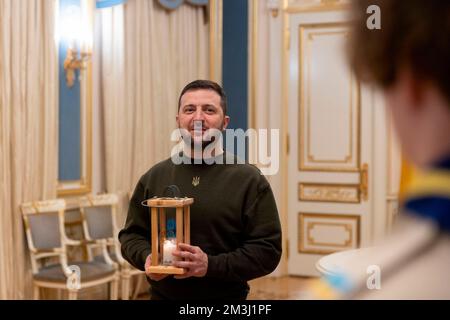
top-left (176, 89), bottom-right (230, 148)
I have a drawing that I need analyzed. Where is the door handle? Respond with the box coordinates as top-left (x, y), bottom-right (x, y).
top-left (360, 163), bottom-right (369, 201)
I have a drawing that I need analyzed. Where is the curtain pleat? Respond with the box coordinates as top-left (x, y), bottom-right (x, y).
top-left (0, 0), bottom-right (58, 299)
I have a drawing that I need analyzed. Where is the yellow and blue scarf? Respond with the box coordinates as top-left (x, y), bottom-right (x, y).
top-left (403, 157), bottom-right (450, 232)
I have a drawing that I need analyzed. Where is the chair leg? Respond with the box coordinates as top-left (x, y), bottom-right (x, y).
top-left (68, 289), bottom-right (78, 300)
top-left (110, 275), bottom-right (119, 300)
top-left (132, 274), bottom-right (144, 300)
top-left (121, 273), bottom-right (131, 300)
top-left (33, 285), bottom-right (40, 300)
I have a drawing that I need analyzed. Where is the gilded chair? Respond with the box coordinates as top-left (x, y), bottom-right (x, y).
top-left (20, 199), bottom-right (119, 300)
top-left (79, 193), bottom-right (145, 300)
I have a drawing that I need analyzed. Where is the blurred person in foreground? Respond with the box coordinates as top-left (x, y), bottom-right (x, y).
top-left (312, 0), bottom-right (450, 299)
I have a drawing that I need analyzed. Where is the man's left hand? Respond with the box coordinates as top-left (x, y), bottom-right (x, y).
top-left (172, 243), bottom-right (208, 279)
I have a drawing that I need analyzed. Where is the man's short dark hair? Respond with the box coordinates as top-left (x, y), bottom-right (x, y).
top-left (178, 80), bottom-right (227, 115)
top-left (349, 0), bottom-right (450, 106)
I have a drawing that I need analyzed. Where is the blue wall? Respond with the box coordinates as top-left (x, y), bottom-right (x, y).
top-left (58, 0), bottom-right (81, 181)
top-left (222, 0), bottom-right (248, 132)
top-left (222, 0), bottom-right (249, 160)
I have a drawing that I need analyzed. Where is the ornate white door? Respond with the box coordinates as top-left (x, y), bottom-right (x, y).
top-left (287, 9), bottom-right (380, 276)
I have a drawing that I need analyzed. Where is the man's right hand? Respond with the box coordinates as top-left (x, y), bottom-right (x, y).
top-left (144, 254), bottom-right (168, 281)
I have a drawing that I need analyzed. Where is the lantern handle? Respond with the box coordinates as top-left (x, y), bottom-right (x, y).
top-left (163, 185), bottom-right (181, 198)
top-left (141, 186), bottom-right (182, 207)
top-left (141, 199), bottom-right (148, 207)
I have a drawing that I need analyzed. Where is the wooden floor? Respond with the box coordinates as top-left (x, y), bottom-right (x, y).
top-left (248, 276), bottom-right (315, 300)
top-left (136, 276), bottom-right (315, 300)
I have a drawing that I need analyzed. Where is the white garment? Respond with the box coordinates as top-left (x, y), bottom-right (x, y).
top-left (347, 215), bottom-right (450, 299)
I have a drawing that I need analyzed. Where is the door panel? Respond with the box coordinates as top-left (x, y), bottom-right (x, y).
top-left (287, 10), bottom-right (373, 276)
top-left (298, 23), bottom-right (360, 172)
top-left (298, 213), bottom-right (360, 255)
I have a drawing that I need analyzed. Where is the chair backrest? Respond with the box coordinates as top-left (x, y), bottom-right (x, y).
top-left (21, 199), bottom-right (66, 252)
top-left (79, 193), bottom-right (129, 267)
top-left (20, 199), bottom-right (68, 274)
top-left (79, 194), bottom-right (119, 241)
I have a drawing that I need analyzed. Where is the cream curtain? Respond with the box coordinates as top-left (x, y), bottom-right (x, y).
top-left (97, 0), bottom-right (209, 224)
top-left (0, 0), bottom-right (58, 299)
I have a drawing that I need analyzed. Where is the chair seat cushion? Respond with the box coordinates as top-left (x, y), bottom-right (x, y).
top-left (34, 261), bottom-right (116, 283)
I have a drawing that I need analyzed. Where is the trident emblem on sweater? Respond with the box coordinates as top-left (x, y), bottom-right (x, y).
top-left (192, 176), bottom-right (200, 187)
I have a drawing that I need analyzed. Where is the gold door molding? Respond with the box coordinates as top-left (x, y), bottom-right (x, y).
top-left (299, 183), bottom-right (360, 203)
top-left (299, 213), bottom-right (360, 254)
top-left (286, 0), bottom-right (350, 13)
top-left (298, 22), bottom-right (361, 172)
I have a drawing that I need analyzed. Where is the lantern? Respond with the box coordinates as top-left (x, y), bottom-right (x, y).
top-left (142, 196), bottom-right (193, 274)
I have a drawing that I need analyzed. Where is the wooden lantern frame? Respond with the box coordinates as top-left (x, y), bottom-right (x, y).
top-left (143, 197), bottom-right (193, 275)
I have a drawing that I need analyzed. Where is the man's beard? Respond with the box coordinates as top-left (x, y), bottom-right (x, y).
top-left (180, 125), bottom-right (224, 150)
top-left (192, 132), bottom-right (223, 151)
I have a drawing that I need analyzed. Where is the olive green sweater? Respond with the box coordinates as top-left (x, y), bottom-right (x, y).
top-left (118, 152), bottom-right (282, 300)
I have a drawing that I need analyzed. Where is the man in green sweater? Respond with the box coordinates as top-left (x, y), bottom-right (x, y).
top-left (119, 80), bottom-right (282, 300)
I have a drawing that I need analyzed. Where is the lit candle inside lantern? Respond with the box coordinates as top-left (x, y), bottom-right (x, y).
top-left (162, 238), bottom-right (177, 265)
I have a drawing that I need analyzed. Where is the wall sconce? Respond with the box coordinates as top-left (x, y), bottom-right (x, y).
top-left (63, 46), bottom-right (91, 88)
top-left (59, 1), bottom-right (93, 88)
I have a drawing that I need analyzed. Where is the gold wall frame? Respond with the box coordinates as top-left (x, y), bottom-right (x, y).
top-left (57, 0), bottom-right (93, 196)
top-left (57, 60), bottom-right (93, 197)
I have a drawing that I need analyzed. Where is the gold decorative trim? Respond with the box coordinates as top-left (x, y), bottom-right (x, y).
top-left (247, 0), bottom-right (259, 166)
top-left (298, 22), bottom-right (361, 172)
top-left (360, 163), bottom-right (369, 201)
top-left (299, 183), bottom-right (360, 203)
top-left (298, 213), bottom-right (360, 255)
top-left (286, 0), bottom-right (349, 13)
top-left (280, 0), bottom-right (290, 275)
top-left (248, 0), bottom-right (257, 130)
